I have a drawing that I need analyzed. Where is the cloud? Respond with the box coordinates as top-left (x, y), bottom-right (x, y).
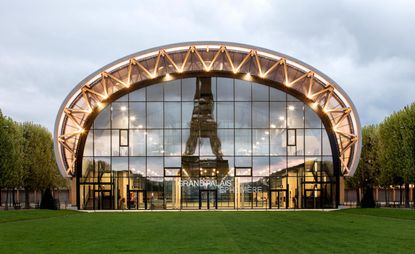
top-left (0, 0), bottom-right (414, 130)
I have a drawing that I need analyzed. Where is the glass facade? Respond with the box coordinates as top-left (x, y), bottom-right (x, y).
top-left (80, 77), bottom-right (336, 210)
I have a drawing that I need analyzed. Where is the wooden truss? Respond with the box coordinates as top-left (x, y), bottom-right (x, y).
top-left (57, 43), bottom-right (359, 176)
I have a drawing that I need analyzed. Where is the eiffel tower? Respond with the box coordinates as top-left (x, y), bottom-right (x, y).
top-left (182, 77), bottom-right (229, 178)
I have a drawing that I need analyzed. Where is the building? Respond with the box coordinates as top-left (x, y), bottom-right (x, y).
top-left (54, 42), bottom-right (361, 210)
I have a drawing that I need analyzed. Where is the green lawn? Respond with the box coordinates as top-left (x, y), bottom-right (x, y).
top-left (0, 209), bottom-right (414, 253)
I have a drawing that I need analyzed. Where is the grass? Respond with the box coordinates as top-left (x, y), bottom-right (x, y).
top-left (0, 209), bottom-right (414, 253)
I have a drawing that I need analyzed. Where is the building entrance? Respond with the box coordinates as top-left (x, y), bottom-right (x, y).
top-left (199, 190), bottom-right (217, 209)
top-left (270, 190), bottom-right (288, 209)
top-left (127, 190), bottom-right (147, 210)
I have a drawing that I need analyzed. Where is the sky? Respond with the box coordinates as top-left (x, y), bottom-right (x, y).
top-left (0, 0), bottom-right (414, 132)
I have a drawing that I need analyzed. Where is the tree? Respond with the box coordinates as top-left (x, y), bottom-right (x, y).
top-left (351, 125), bottom-right (380, 207)
top-left (378, 103), bottom-right (415, 208)
top-left (0, 111), bottom-right (24, 210)
top-left (21, 122), bottom-right (67, 209)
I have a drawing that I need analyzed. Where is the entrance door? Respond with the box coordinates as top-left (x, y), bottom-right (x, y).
top-left (270, 190), bottom-right (288, 209)
top-left (96, 189), bottom-right (112, 209)
top-left (199, 190), bottom-right (217, 209)
top-left (127, 190), bottom-right (147, 210)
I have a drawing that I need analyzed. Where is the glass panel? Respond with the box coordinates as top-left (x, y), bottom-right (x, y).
top-left (112, 102), bottom-right (129, 129)
top-left (235, 167), bottom-right (252, 176)
top-left (147, 102), bottom-right (163, 128)
top-left (181, 102), bottom-right (193, 128)
top-left (182, 78), bottom-right (196, 101)
top-left (83, 131), bottom-right (93, 156)
top-left (322, 156), bottom-right (334, 177)
top-left (112, 130), bottom-right (119, 156)
top-left (270, 157), bottom-right (287, 175)
top-left (164, 129), bottom-right (181, 156)
top-left (129, 129), bottom-right (146, 156)
top-left (164, 80), bottom-right (181, 101)
top-left (287, 102), bottom-right (304, 128)
top-left (296, 129), bottom-right (304, 156)
top-left (217, 102), bottom-right (234, 128)
top-left (270, 87), bottom-right (286, 101)
top-left (235, 80), bottom-right (251, 101)
top-left (218, 129), bottom-right (234, 156)
top-left (305, 129), bottom-right (321, 155)
top-left (235, 157), bottom-right (251, 167)
top-left (235, 177), bottom-right (252, 208)
top-left (129, 157), bottom-right (146, 177)
top-left (253, 176), bottom-right (268, 208)
top-left (94, 130), bottom-right (110, 156)
top-left (81, 157), bottom-right (94, 178)
top-left (253, 157), bottom-right (269, 176)
top-left (94, 157), bottom-right (111, 176)
top-left (288, 157), bottom-right (304, 174)
top-left (164, 157), bottom-right (181, 168)
top-left (146, 84), bottom-right (163, 101)
top-left (252, 83), bottom-right (269, 101)
top-left (164, 168), bottom-right (181, 177)
top-left (112, 157), bottom-right (128, 172)
top-left (252, 102), bottom-right (269, 128)
top-left (164, 177), bottom-right (181, 209)
top-left (270, 102), bottom-right (286, 128)
top-left (253, 129), bottom-right (269, 155)
top-left (147, 157), bottom-right (163, 177)
top-left (287, 129), bottom-right (296, 146)
top-left (322, 130), bottom-right (332, 155)
top-left (147, 130), bottom-right (163, 156)
top-left (270, 129), bottom-right (286, 156)
top-left (287, 93), bottom-right (300, 101)
top-left (164, 102), bottom-right (181, 128)
top-left (305, 107), bottom-right (321, 128)
top-left (217, 77), bottom-right (233, 101)
top-left (235, 102), bottom-right (251, 128)
top-left (129, 102), bottom-right (146, 129)
top-left (129, 88), bottom-right (145, 101)
top-left (235, 129), bottom-right (251, 156)
top-left (94, 105), bottom-right (110, 129)
top-left (147, 178), bottom-right (164, 209)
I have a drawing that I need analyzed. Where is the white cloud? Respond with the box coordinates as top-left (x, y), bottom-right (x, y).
top-left (0, 0), bottom-right (414, 130)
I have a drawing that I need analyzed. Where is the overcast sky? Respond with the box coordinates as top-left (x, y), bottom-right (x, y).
top-left (0, 0), bottom-right (414, 132)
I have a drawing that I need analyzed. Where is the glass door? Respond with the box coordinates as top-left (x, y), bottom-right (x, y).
top-left (96, 188), bottom-right (112, 209)
top-left (199, 190), bottom-right (217, 209)
top-left (127, 190), bottom-right (147, 210)
top-left (270, 190), bottom-right (287, 209)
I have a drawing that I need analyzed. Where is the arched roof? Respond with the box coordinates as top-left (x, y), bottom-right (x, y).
top-left (54, 41), bottom-right (361, 177)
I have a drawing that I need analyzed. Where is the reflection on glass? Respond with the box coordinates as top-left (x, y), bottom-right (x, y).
top-left (147, 102), bottom-right (163, 128)
top-left (217, 102), bottom-right (234, 128)
top-left (287, 102), bottom-right (304, 128)
top-left (129, 102), bottom-right (146, 128)
top-left (94, 106), bottom-right (110, 129)
top-left (130, 157), bottom-right (146, 176)
top-left (252, 83), bottom-right (269, 101)
top-left (112, 103), bottom-right (129, 129)
top-left (235, 102), bottom-right (251, 128)
top-left (146, 84), bottom-right (163, 101)
top-left (252, 102), bottom-right (269, 128)
top-left (164, 102), bottom-right (181, 128)
top-left (81, 77), bottom-right (336, 210)
top-left (217, 77), bottom-right (233, 101)
top-left (235, 80), bottom-right (251, 101)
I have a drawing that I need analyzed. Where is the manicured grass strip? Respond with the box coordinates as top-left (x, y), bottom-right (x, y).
top-left (0, 209), bottom-right (78, 223)
top-left (0, 209), bottom-right (414, 253)
top-left (336, 207), bottom-right (415, 220)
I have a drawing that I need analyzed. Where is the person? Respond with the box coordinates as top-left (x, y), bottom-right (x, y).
top-left (120, 198), bottom-right (126, 210)
top-left (129, 193), bottom-right (135, 209)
